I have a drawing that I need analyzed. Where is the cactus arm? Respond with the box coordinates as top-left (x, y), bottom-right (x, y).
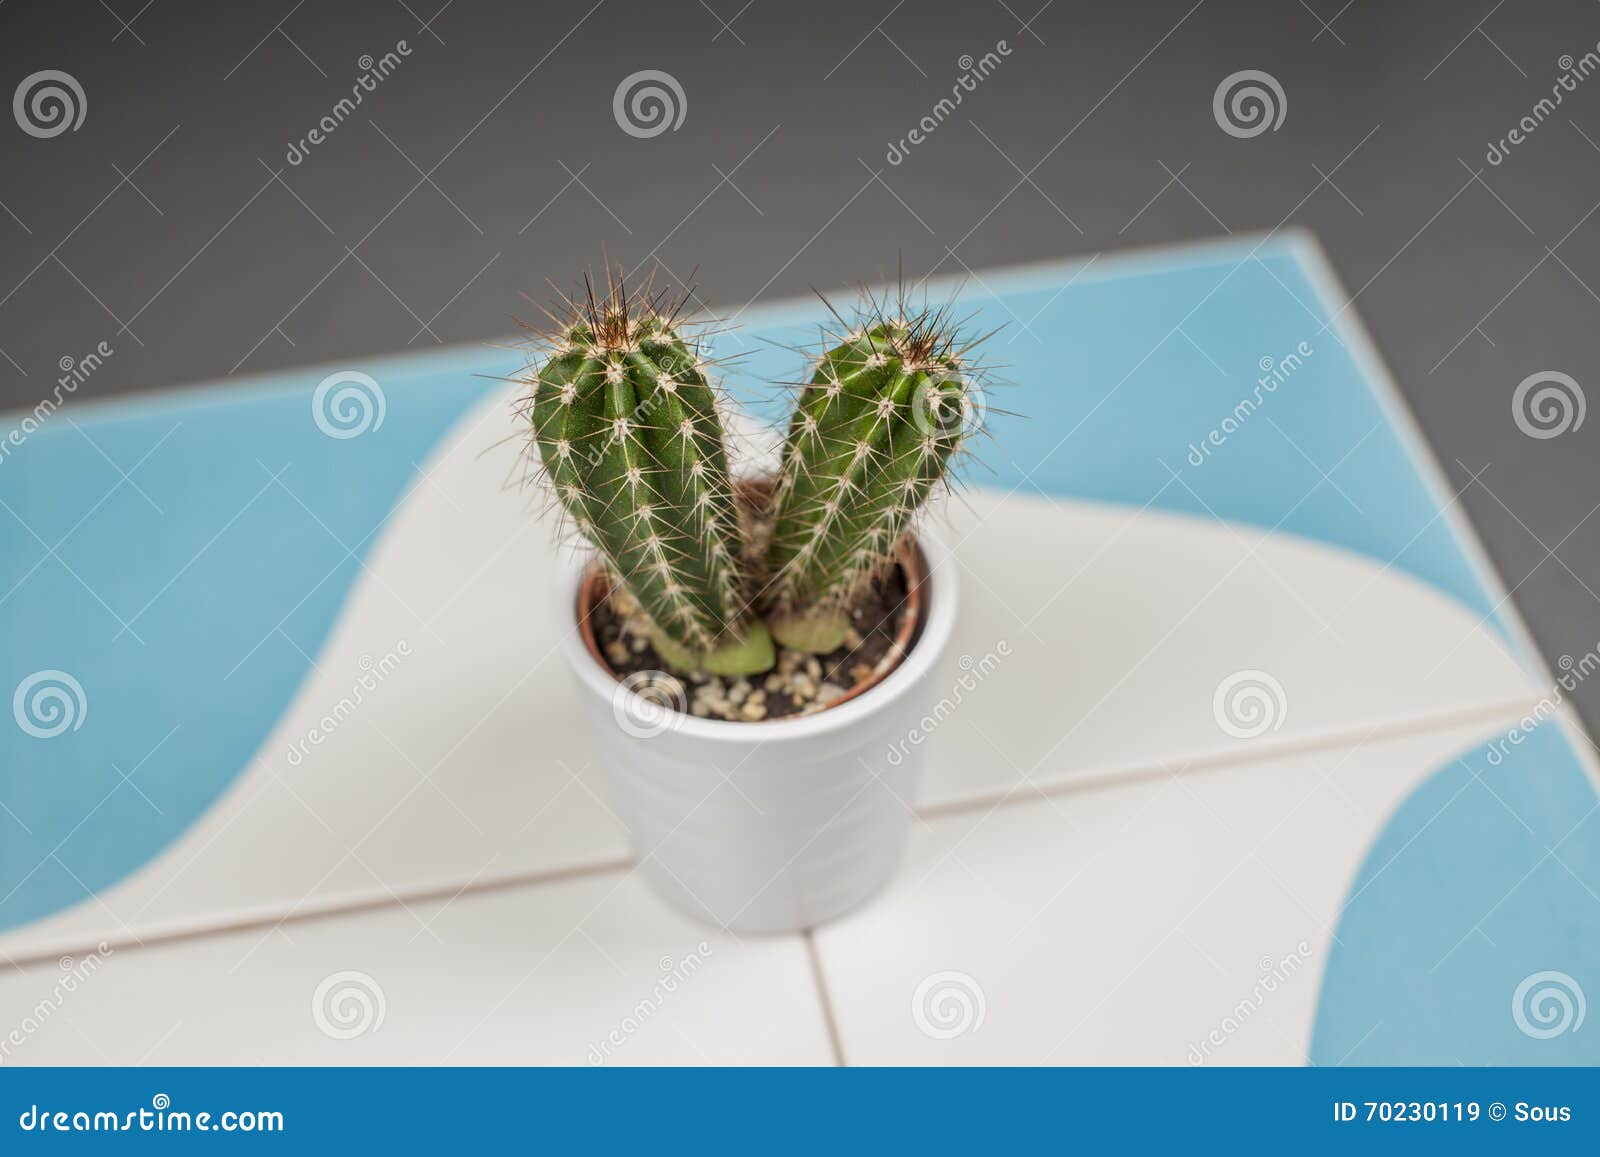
top-left (531, 353), bottom-right (621, 571)
top-left (767, 315), bottom-right (970, 653)
top-left (528, 282), bottom-right (773, 676)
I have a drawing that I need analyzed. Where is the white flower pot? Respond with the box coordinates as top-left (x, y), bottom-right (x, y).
top-left (559, 530), bottom-right (958, 934)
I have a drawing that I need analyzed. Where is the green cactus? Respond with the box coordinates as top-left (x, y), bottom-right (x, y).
top-left (764, 298), bottom-right (975, 652)
top-left (528, 272), bottom-right (774, 676)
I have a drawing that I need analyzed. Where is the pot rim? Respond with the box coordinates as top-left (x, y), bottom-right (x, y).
top-left (559, 526), bottom-right (958, 744)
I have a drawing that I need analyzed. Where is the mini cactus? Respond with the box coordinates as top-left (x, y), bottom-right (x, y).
top-left (764, 296), bottom-right (977, 652)
top-left (526, 270), bottom-right (774, 676)
top-left (524, 265), bottom-right (987, 686)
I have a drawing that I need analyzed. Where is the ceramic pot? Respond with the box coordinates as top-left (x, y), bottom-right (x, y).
top-left (559, 530), bottom-right (957, 933)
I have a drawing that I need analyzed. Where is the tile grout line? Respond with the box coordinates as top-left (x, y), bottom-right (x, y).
top-left (915, 689), bottom-right (1550, 821)
top-left (802, 927), bottom-right (847, 1067)
top-left (0, 688), bottom-right (1547, 970)
top-left (0, 854), bottom-right (633, 971)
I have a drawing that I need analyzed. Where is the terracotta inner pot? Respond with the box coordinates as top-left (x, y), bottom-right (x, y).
top-left (575, 537), bottom-right (931, 720)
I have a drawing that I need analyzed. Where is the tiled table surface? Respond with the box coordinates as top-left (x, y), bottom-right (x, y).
top-left (1, 234), bottom-right (1596, 1065)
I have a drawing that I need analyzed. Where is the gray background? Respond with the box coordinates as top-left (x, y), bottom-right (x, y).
top-left (2, 0), bottom-right (1597, 733)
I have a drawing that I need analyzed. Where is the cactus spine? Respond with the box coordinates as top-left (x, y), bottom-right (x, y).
top-left (529, 273), bottom-right (774, 675)
top-left (765, 301), bottom-right (972, 652)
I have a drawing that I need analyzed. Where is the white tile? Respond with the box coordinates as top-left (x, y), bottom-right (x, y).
top-left (919, 488), bottom-right (1536, 806)
top-left (812, 718), bottom-right (1514, 1065)
top-left (0, 868), bottom-right (833, 1066)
